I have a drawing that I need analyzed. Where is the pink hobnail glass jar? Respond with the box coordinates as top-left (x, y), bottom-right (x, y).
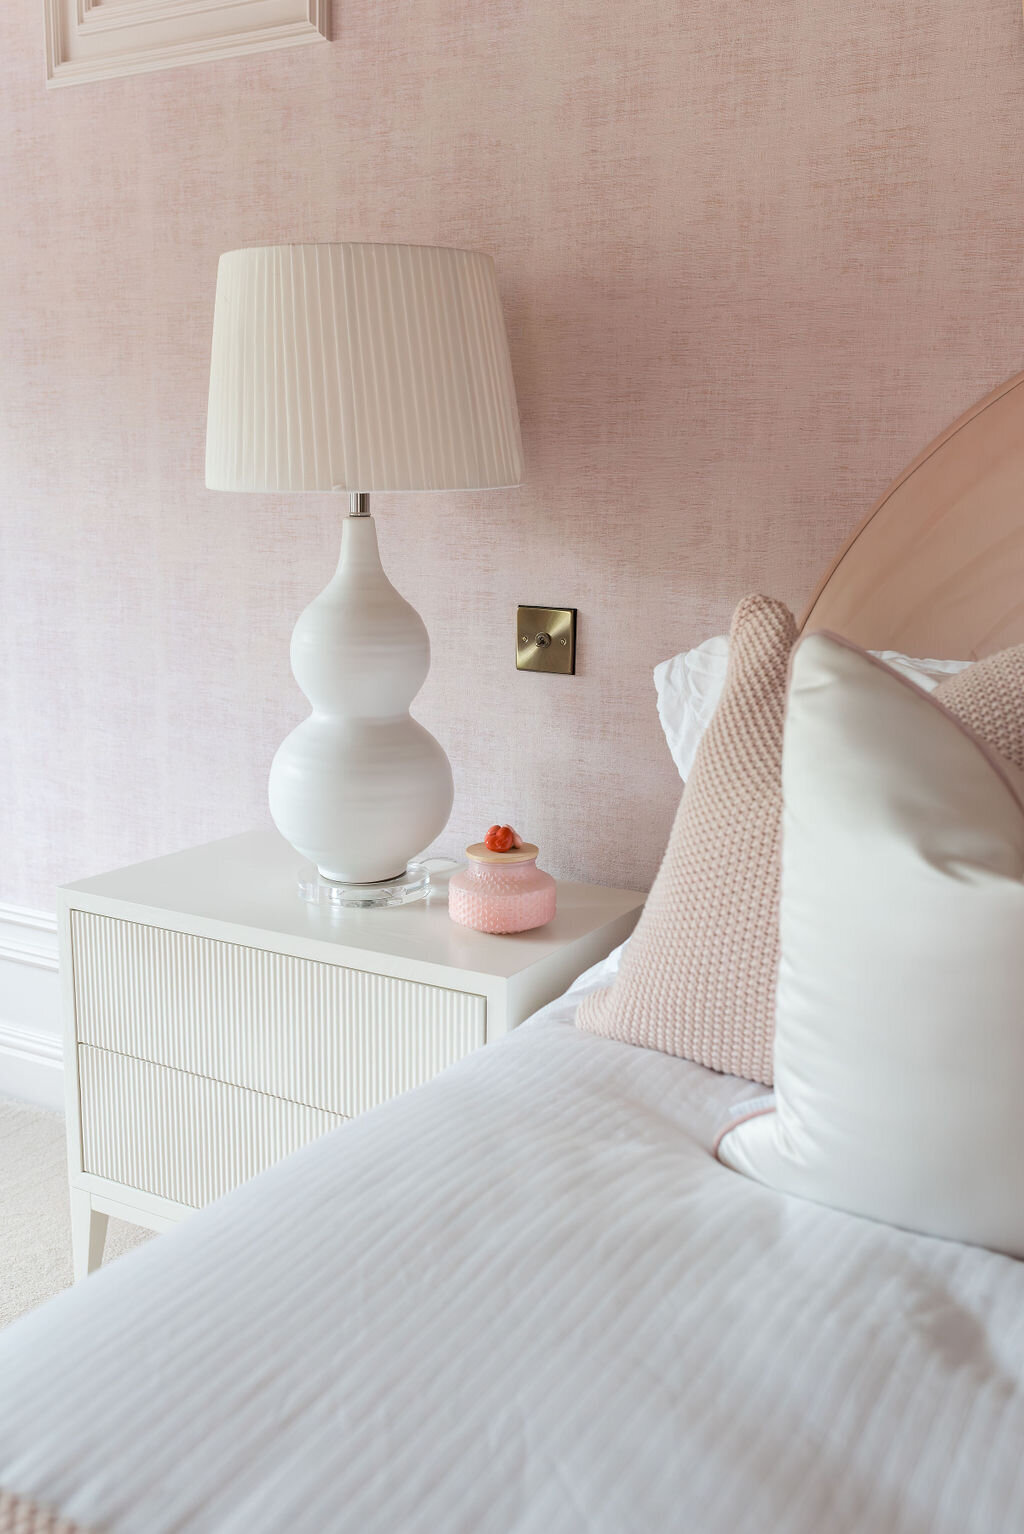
top-left (448, 842), bottom-right (557, 934)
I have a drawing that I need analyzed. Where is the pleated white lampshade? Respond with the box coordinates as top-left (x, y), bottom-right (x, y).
top-left (205, 242), bottom-right (523, 493)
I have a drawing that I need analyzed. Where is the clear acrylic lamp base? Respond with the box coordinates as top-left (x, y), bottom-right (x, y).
top-left (297, 863), bottom-right (433, 910)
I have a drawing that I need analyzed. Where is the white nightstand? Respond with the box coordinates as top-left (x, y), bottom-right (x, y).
top-left (60, 829), bottom-right (643, 1277)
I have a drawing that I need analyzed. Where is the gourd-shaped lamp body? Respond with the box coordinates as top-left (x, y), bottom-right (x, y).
top-left (268, 515), bottom-right (453, 882)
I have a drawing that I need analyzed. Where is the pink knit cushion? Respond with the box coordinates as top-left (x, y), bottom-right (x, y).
top-left (577, 595), bottom-right (796, 1086)
top-left (933, 645), bottom-right (1024, 767)
top-left (0, 1488), bottom-right (91, 1533)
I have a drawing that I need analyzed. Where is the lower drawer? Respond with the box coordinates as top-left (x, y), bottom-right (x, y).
top-left (79, 1045), bottom-right (345, 1208)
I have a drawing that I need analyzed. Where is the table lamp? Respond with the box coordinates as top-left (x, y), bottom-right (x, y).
top-left (205, 243), bottom-right (523, 906)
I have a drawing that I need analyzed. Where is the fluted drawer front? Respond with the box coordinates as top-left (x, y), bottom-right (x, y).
top-left (79, 1046), bottom-right (344, 1208)
top-left (70, 911), bottom-right (486, 1117)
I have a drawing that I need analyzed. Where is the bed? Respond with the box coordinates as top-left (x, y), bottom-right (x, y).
top-left (4, 373), bottom-right (1024, 1534)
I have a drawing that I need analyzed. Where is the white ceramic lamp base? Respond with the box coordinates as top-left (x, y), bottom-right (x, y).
top-left (268, 512), bottom-right (454, 891)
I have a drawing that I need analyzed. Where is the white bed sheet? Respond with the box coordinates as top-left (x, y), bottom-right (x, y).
top-left (2, 952), bottom-right (1024, 1533)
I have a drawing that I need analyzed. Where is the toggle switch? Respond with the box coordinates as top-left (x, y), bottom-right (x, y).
top-left (516, 606), bottom-right (576, 674)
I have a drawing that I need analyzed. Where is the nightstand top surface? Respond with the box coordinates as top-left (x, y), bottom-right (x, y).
top-left (61, 830), bottom-right (645, 981)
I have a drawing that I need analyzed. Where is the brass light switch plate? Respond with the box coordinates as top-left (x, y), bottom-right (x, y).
top-left (517, 606), bottom-right (577, 675)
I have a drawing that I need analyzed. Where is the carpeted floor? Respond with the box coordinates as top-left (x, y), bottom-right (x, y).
top-left (0, 1095), bottom-right (153, 1329)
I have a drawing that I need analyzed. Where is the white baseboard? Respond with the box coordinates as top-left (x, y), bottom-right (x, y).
top-left (0, 1021), bottom-right (64, 1112)
top-left (0, 903), bottom-right (63, 1111)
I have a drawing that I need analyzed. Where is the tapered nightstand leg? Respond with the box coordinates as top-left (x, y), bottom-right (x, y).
top-left (71, 1189), bottom-right (109, 1280)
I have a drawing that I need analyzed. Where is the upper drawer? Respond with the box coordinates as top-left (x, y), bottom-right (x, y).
top-left (69, 911), bottom-right (486, 1118)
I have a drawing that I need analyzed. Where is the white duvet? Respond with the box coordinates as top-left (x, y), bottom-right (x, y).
top-left (2, 951), bottom-right (1024, 1533)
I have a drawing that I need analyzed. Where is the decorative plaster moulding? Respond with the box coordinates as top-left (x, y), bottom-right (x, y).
top-left (44, 0), bottom-right (329, 87)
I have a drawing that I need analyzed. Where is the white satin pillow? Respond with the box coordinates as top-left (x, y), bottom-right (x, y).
top-left (718, 634), bottom-right (1024, 1258)
top-left (654, 635), bottom-right (970, 780)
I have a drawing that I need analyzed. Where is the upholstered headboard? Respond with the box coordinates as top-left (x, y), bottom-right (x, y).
top-left (801, 371), bottom-right (1024, 660)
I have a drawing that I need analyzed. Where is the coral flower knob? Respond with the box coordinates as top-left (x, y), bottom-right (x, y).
top-left (449, 826), bottom-right (557, 933)
top-left (484, 824), bottom-right (523, 853)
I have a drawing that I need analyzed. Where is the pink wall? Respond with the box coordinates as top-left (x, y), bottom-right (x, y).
top-left (3, 0), bottom-right (1024, 909)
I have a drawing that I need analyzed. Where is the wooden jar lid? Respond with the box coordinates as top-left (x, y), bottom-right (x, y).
top-left (465, 842), bottom-right (539, 864)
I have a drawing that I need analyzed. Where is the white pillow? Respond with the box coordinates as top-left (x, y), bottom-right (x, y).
top-left (717, 633), bottom-right (1024, 1258)
top-left (654, 633), bottom-right (970, 780)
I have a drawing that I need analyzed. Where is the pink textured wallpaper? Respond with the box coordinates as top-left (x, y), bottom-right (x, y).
top-left (3, 0), bottom-right (1024, 910)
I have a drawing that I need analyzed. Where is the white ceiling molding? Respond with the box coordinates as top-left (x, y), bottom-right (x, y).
top-left (44, 0), bottom-right (329, 87)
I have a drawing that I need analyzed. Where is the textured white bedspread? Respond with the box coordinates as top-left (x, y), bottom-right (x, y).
top-left (2, 953), bottom-right (1024, 1533)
